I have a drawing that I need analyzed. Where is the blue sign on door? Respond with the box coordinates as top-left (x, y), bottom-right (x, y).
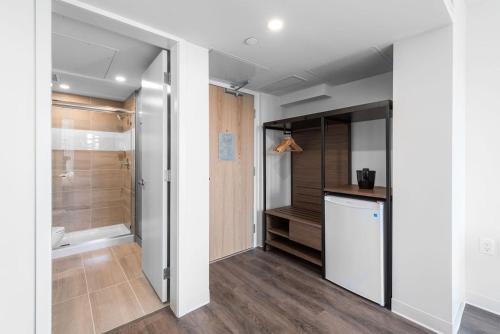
top-left (219, 132), bottom-right (235, 161)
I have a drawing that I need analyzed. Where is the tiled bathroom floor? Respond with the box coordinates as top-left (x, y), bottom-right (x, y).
top-left (52, 243), bottom-right (166, 334)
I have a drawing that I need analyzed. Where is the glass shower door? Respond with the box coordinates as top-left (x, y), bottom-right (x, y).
top-left (51, 98), bottom-right (135, 248)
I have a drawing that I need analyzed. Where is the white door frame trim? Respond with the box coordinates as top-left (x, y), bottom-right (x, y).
top-left (209, 80), bottom-right (262, 249)
top-left (36, 0), bottom-right (186, 331)
top-left (35, 0), bottom-right (52, 332)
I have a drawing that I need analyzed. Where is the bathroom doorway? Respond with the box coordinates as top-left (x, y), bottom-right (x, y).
top-left (50, 12), bottom-right (171, 333)
top-left (49, 11), bottom-right (163, 256)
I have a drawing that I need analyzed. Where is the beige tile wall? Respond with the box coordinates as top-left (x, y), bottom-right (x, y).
top-left (52, 150), bottom-right (132, 232)
top-left (52, 92), bottom-right (136, 234)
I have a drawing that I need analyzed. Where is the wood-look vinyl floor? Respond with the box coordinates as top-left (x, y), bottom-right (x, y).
top-left (109, 248), bottom-right (433, 334)
top-left (459, 304), bottom-right (500, 334)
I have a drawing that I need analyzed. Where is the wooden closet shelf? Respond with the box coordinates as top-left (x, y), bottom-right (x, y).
top-left (265, 239), bottom-right (322, 266)
top-left (324, 184), bottom-right (388, 200)
top-left (267, 227), bottom-right (289, 238)
top-left (265, 206), bottom-right (321, 227)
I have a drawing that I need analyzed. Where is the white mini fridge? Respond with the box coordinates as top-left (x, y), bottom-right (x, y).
top-left (325, 195), bottom-right (385, 306)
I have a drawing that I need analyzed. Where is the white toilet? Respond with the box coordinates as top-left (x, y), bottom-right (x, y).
top-left (52, 226), bottom-right (65, 248)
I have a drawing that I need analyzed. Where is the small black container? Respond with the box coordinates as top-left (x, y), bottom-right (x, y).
top-left (356, 168), bottom-right (376, 189)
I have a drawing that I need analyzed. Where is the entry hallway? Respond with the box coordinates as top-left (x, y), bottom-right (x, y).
top-left (111, 249), bottom-right (430, 334)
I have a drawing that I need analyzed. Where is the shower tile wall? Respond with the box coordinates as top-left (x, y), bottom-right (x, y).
top-left (52, 93), bottom-right (135, 234)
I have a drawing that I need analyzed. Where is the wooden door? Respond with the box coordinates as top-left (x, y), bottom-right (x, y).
top-left (209, 85), bottom-right (254, 261)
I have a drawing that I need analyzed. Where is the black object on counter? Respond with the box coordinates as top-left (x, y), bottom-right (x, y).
top-left (357, 168), bottom-right (376, 189)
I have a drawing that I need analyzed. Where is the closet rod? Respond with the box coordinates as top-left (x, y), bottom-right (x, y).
top-left (52, 100), bottom-right (133, 114)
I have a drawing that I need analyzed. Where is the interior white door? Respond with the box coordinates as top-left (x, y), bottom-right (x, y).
top-left (139, 50), bottom-right (169, 303)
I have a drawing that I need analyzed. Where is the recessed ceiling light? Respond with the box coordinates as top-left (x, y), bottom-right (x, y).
top-left (59, 83), bottom-right (70, 90)
top-left (115, 75), bottom-right (127, 82)
top-left (244, 37), bottom-right (258, 45)
top-left (267, 18), bottom-right (284, 31)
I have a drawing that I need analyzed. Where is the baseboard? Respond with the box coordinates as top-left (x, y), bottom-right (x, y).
top-left (467, 291), bottom-right (500, 316)
top-left (392, 298), bottom-right (453, 334)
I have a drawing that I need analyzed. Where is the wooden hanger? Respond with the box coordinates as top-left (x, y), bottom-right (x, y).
top-left (273, 134), bottom-right (303, 153)
top-left (288, 137), bottom-right (303, 152)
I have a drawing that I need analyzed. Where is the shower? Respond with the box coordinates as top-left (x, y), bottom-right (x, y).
top-left (51, 93), bottom-right (136, 254)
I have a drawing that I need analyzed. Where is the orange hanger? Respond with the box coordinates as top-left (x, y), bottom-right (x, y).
top-left (273, 135), bottom-right (303, 153)
top-left (288, 137), bottom-right (303, 152)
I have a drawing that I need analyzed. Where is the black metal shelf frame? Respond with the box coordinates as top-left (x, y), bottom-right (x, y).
top-left (262, 100), bottom-right (393, 309)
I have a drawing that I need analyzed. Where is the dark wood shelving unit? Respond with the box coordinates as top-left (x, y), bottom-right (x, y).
top-left (265, 206), bottom-right (322, 266)
top-left (263, 100), bottom-right (393, 309)
top-left (267, 226), bottom-right (289, 238)
top-left (265, 206), bottom-right (321, 226)
top-left (265, 238), bottom-right (322, 266)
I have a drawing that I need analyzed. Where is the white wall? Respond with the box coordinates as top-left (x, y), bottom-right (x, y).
top-left (393, 26), bottom-right (453, 332)
top-left (466, 0), bottom-right (500, 316)
top-left (392, 16), bottom-right (466, 332)
top-left (170, 40), bottom-right (210, 317)
top-left (0, 0), bottom-right (36, 332)
top-left (258, 93), bottom-right (289, 246)
top-left (351, 119), bottom-right (387, 187)
top-left (451, 0), bottom-right (467, 331)
top-left (265, 132), bottom-right (291, 209)
top-left (281, 72), bottom-right (393, 118)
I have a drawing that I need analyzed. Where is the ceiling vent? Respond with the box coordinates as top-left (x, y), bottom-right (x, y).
top-left (279, 84), bottom-right (331, 107)
top-left (52, 33), bottom-right (117, 79)
top-left (259, 75), bottom-right (307, 96)
top-left (209, 50), bottom-right (268, 87)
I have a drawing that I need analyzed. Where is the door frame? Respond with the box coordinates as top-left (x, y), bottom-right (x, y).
top-left (209, 80), bottom-right (262, 249)
top-left (35, 1), bottom-right (184, 331)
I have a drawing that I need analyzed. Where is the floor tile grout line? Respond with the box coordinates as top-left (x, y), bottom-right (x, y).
top-left (55, 244), bottom-right (144, 333)
top-left (83, 248), bottom-right (126, 293)
top-left (52, 255), bottom-right (85, 275)
top-left (83, 247), bottom-right (142, 294)
top-left (84, 275), bottom-right (140, 295)
top-left (113, 246), bottom-right (147, 316)
top-left (81, 254), bottom-right (97, 334)
top-left (52, 290), bottom-right (89, 306)
top-left (126, 276), bottom-right (146, 316)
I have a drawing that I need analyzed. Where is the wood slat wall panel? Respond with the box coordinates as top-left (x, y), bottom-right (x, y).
top-left (292, 130), bottom-right (322, 212)
top-left (291, 121), bottom-right (349, 212)
top-left (325, 121), bottom-right (350, 188)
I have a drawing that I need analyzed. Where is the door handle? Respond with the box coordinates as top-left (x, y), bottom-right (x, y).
top-left (138, 179), bottom-right (145, 187)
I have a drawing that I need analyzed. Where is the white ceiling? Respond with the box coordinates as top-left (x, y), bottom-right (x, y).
top-left (465, 0), bottom-right (489, 6)
top-left (52, 13), bottom-right (161, 101)
top-left (73, 0), bottom-right (452, 95)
